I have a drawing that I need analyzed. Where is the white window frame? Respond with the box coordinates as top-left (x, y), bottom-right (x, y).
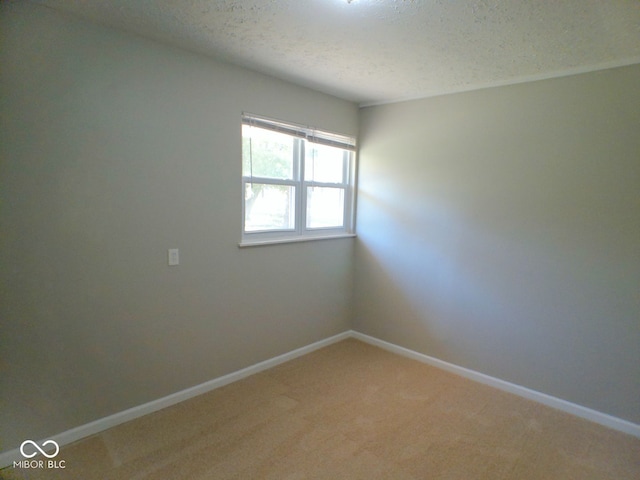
top-left (240, 113), bottom-right (357, 247)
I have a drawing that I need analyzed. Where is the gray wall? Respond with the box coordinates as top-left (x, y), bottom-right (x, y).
top-left (354, 64), bottom-right (640, 424)
top-left (0, 2), bottom-right (357, 451)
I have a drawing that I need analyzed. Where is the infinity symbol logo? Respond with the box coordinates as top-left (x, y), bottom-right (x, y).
top-left (20, 440), bottom-right (60, 459)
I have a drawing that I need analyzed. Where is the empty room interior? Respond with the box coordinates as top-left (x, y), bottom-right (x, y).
top-left (1, 0), bottom-right (639, 478)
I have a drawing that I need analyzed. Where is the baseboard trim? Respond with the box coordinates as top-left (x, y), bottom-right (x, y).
top-left (3, 329), bottom-right (638, 468)
top-left (0, 331), bottom-right (351, 468)
top-left (350, 330), bottom-right (640, 438)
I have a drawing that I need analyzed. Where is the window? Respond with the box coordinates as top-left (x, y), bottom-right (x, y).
top-left (241, 113), bottom-right (356, 246)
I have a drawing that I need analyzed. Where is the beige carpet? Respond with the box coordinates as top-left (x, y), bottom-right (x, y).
top-left (3, 339), bottom-right (639, 479)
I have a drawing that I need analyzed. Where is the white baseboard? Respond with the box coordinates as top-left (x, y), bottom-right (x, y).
top-left (350, 330), bottom-right (640, 438)
top-left (3, 329), bottom-right (638, 468)
top-left (0, 331), bottom-right (351, 468)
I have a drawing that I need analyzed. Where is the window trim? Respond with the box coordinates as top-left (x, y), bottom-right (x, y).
top-left (240, 113), bottom-right (357, 247)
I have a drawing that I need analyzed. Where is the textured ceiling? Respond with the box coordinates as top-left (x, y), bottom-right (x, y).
top-left (36, 0), bottom-right (640, 105)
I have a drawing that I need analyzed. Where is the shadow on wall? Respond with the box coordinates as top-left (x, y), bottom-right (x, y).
top-left (353, 188), bottom-right (516, 371)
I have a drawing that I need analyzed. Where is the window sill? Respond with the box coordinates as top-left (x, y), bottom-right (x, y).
top-left (238, 233), bottom-right (356, 248)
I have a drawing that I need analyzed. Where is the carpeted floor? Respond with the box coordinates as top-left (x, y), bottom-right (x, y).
top-left (3, 338), bottom-right (639, 479)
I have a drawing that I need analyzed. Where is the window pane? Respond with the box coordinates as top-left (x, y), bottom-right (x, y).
top-left (242, 125), bottom-right (294, 180)
top-left (306, 187), bottom-right (345, 229)
top-left (245, 183), bottom-right (295, 232)
top-left (305, 143), bottom-right (345, 183)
